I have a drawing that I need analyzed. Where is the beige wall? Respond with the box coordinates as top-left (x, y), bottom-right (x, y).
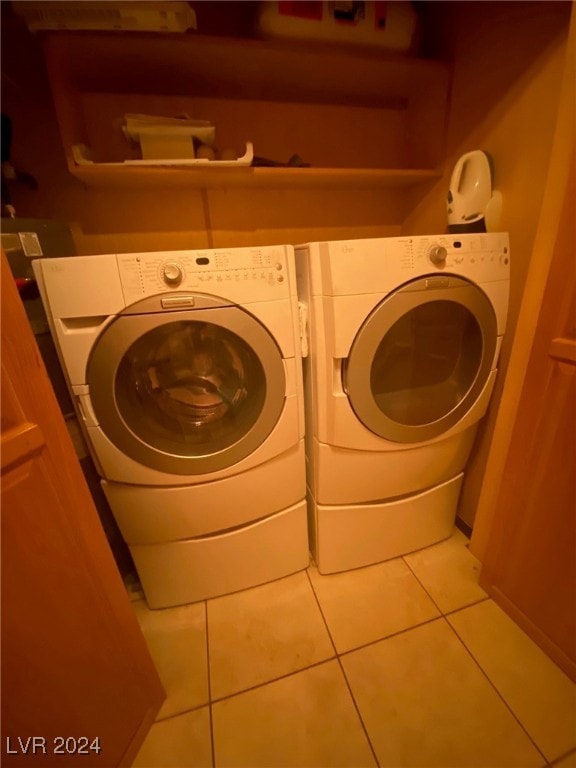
top-left (403, 1), bottom-right (572, 528)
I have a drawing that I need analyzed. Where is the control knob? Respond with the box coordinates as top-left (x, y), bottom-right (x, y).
top-left (162, 262), bottom-right (183, 286)
top-left (428, 245), bottom-right (448, 266)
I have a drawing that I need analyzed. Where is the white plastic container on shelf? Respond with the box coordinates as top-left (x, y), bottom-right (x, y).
top-left (71, 142), bottom-right (254, 168)
top-left (257, 1), bottom-right (420, 54)
top-left (122, 114), bottom-right (216, 160)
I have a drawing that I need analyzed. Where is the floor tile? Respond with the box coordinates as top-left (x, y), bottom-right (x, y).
top-left (448, 600), bottom-right (576, 762)
top-left (341, 618), bottom-right (545, 767)
top-left (132, 708), bottom-right (212, 768)
top-left (212, 660), bottom-right (376, 768)
top-left (308, 557), bottom-right (440, 653)
top-left (207, 571), bottom-right (335, 699)
top-left (403, 528), bottom-right (488, 613)
top-left (133, 599), bottom-right (209, 719)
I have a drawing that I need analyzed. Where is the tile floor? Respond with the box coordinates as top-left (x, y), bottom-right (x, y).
top-left (130, 529), bottom-right (576, 768)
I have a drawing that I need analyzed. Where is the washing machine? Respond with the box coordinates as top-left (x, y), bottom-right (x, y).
top-left (33, 245), bottom-right (309, 607)
top-left (295, 233), bottom-right (510, 573)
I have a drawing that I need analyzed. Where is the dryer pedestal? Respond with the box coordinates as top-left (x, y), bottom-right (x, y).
top-left (308, 474), bottom-right (462, 574)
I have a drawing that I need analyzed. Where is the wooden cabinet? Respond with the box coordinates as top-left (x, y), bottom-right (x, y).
top-left (42, 32), bottom-right (450, 190)
top-left (478, 158), bottom-right (575, 681)
top-left (476, 8), bottom-right (575, 680)
top-left (1, 251), bottom-right (165, 765)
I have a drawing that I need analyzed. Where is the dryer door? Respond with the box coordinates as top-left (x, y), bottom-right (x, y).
top-left (86, 294), bottom-right (286, 475)
top-left (344, 276), bottom-right (497, 443)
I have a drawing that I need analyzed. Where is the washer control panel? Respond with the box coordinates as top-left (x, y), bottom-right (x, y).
top-left (117, 246), bottom-right (290, 305)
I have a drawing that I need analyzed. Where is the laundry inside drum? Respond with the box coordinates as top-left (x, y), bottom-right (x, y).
top-left (116, 320), bottom-right (264, 454)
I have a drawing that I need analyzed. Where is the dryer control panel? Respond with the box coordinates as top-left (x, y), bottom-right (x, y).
top-left (409, 234), bottom-right (510, 277)
top-left (117, 246), bottom-right (291, 306)
top-left (310, 232), bottom-right (510, 298)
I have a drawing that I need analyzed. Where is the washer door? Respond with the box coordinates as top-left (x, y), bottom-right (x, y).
top-left (87, 294), bottom-right (286, 475)
top-left (344, 276), bottom-right (497, 443)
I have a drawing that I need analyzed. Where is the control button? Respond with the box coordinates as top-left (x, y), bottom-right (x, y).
top-left (275, 263), bottom-right (283, 271)
top-left (162, 262), bottom-right (183, 286)
top-left (428, 246), bottom-right (448, 266)
top-left (277, 275), bottom-right (285, 283)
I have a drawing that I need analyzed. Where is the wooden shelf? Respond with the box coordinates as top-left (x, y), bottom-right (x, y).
top-left (44, 31), bottom-right (450, 107)
top-left (43, 32), bottom-right (451, 191)
top-left (68, 164), bottom-right (443, 190)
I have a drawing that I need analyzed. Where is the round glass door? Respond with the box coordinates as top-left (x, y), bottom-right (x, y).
top-left (87, 301), bottom-right (286, 474)
top-left (345, 277), bottom-right (497, 443)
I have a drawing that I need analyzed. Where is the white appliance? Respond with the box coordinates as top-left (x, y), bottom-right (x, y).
top-left (34, 246), bottom-right (309, 607)
top-left (296, 233), bottom-right (510, 573)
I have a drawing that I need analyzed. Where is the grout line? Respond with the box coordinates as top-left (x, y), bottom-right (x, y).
top-left (206, 613), bottom-right (449, 708)
top-left (153, 701), bottom-right (211, 724)
top-left (401, 554), bottom-right (445, 614)
top-left (305, 563), bottom-right (381, 763)
top-left (442, 594), bottom-right (491, 618)
top-left (208, 657), bottom-right (338, 706)
top-left (336, 614), bottom-right (444, 660)
top-left (152, 562), bottom-right (555, 767)
top-left (307, 556), bottom-right (446, 655)
top-left (305, 563), bottom-right (339, 657)
top-left (399, 549), bottom-right (550, 759)
top-left (201, 558), bottom-right (492, 707)
top-left (303, 563), bottom-right (444, 660)
top-left (401, 553), bottom-right (491, 619)
top-left (335, 653), bottom-right (381, 767)
top-left (444, 615), bottom-right (549, 765)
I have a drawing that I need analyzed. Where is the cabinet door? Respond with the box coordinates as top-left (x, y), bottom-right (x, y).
top-left (479, 157), bottom-right (576, 681)
top-left (1, 250), bottom-right (165, 766)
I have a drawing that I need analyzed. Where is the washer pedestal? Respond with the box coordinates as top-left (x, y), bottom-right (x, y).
top-left (131, 501), bottom-right (309, 609)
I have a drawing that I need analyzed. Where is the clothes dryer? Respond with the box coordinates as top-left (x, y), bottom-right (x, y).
top-left (296, 233), bottom-right (509, 573)
top-left (34, 246), bottom-right (309, 607)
